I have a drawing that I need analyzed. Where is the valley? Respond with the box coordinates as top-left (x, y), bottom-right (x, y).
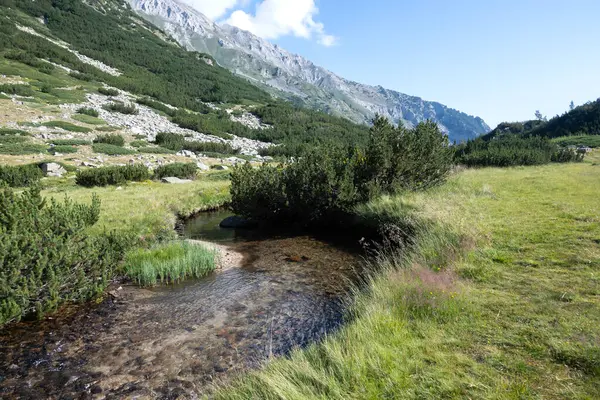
top-left (0, 0), bottom-right (599, 399)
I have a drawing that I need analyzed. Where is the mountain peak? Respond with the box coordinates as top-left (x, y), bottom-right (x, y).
top-left (129, 0), bottom-right (489, 141)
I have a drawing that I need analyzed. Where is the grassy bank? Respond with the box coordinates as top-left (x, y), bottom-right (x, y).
top-left (124, 241), bottom-right (218, 286)
top-left (214, 157), bottom-right (600, 398)
top-left (42, 176), bottom-right (230, 238)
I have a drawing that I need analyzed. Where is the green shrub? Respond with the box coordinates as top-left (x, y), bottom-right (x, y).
top-left (153, 162), bottom-right (198, 180)
top-left (50, 139), bottom-right (92, 146)
top-left (455, 135), bottom-right (584, 167)
top-left (98, 87), bottom-right (119, 96)
top-left (69, 71), bottom-right (94, 82)
top-left (0, 164), bottom-right (43, 187)
top-left (94, 133), bottom-right (125, 146)
top-left (49, 145), bottom-right (78, 154)
top-left (0, 135), bottom-right (28, 144)
top-left (155, 132), bottom-right (238, 154)
top-left (136, 97), bottom-right (176, 117)
top-left (0, 143), bottom-right (48, 155)
top-left (42, 121), bottom-right (92, 133)
top-left (137, 146), bottom-right (176, 154)
top-left (0, 129), bottom-right (30, 136)
top-left (184, 141), bottom-right (239, 154)
top-left (0, 187), bottom-right (132, 325)
top-left (103, 101), bottom-right (138, 115)
top-left (154, 132), bottom-right (186, 151)
top-left (552, 135), bottom-right (600, 148)
top-left (129, 140), bottom-right (148, 148)
top-left (76, 164), bottom-right (150, 187)
top-left (124, 241), bottom-right (217, 286)
top-left (231, 117), bottom-right (453, 226)
top-left (96, 126), bottom-right (120, 132)
top-left (92, 143), bottom-right (136, 155)
top-left (0, 84), bottom-right (35, 97)
top-left (76, 107), bottom-right (99, 117)
top-left (92, 143), bottom-right (137, 156)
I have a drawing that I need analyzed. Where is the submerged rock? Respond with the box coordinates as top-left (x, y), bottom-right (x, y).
top-left (219, 215), bottom-right (257, 229)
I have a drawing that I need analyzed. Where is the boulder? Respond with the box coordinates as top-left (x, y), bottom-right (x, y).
top-left (161, 177), bottom-right (192, 184)
top-left (196, 161), bottom-right (210, 171)
top-left (212, 165), bottom-right (229, 171)
top-left (39, 162), bottom-right (66, 177)
top-left (219, 215), bottom-right (258, 229)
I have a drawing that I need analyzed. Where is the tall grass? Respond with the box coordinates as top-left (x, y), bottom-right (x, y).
top-left (124, 241), bottom-right (218, 286)
top-left (215, 160), bottom-right (600, 399)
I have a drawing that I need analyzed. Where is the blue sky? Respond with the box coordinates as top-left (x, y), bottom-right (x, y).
top-left (185, 0), bottom-right (600, 128)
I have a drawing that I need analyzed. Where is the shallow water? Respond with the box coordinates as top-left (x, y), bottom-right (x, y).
top-left (0, 211), bottom-right (362, 399)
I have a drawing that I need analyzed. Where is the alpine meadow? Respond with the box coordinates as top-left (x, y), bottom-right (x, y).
top-left (0, 0), bottom-right (598, 399)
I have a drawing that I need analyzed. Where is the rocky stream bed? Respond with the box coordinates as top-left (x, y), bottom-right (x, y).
top-left (0, 211), bottom-right (363, 399)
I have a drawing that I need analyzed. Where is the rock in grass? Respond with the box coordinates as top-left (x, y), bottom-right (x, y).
top-left (219, 215), bottom-right (257, 229)
top-left (39, 162), bottom-right (66, 177)
top-left (161, 176), bottom-right (192, 184)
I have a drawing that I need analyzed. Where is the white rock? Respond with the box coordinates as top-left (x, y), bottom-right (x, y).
top-left (161, 177), bottom-right (192, 184)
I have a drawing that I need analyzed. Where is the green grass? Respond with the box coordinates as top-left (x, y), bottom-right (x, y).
top-left (215, 159), bottom-right (600, 399)
top-left (124, 241), bottom-right (218, 286)
top-left (552, 134), bottom-right (600, 148)
top-left (42, 120), bottom-right (92, 133)
top-left (71, 114), bottom-right (105, 125)
top-left (129, 140), bottom-right (148, 148)
top-left (42, 177), bottom-right (230, 237)
top-left (92, 143), bottom-right (136, 155)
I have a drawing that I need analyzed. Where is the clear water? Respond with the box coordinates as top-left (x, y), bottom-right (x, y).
top-left (0, 211), bottom-right (362, 398)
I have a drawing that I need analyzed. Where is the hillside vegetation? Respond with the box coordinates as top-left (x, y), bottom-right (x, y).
top-left (0, 0), bottom-right (370, 151)
top-left (487, 99), bottom-right (600, 139)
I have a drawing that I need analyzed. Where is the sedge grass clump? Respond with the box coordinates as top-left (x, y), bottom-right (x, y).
top-left (124, 241), bottom-right (218, 286)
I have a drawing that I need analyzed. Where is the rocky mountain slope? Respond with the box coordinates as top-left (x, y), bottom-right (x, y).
top-left (129, 0), bottom-right (490, 142)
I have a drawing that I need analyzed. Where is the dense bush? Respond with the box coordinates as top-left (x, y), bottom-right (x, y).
top-left (98, 87), bottom-right (119, 96)
top-left (92, 143), bottom-right (136, 155)
top-left (69, 71), bottom-right (94, 82)
top-left (76, 107), bottom-right (99, 117)
top-left (137, 146), bottom-right (175, 154)
top-left (0, 143), bottom-right (48, 155)
top-left (103, 101), bottom-right (138, 115)
top-left (94, 133), bottom-right (125, 146)
top-left (50, 139), bottom-right (92, 146)
top-left (42, 121), bottom-right (92, 133)
top-left (0, 187), bottom-right (131, 325)
top-left (136, 97), bottom-right (176, 117)
top-left (231, 116), bottom-right (453, 226)
top-left (0, 84), bottom-right (35, 97)
top-left (129, 140), bottom-right (148, 148)
top-left (153, 162), bottom-right (198, 180)
top-left (0, 135), bottom-right (28, 144)
top-left (0, 128), bottom-right (30, 136)
top-left (76, 164), bottom-right (149, 187)
top-left (455, 135), bottom-right (584, 167)
top-left (552, 135), bottom-right (600, 148)
top-left (0, 164), bottom-right (43, 187)
top-left (155, 132), bottom-right (238, 154)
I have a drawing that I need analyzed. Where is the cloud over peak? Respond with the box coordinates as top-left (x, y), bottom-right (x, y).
top-left (184, 0), bottom-right (338, 46)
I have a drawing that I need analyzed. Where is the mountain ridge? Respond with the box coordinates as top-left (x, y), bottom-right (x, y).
top-left (128, 0), bottom-right (490, 142)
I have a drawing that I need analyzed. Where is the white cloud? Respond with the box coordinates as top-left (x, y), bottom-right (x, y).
top-left (180, 0), bottom-right (242, 20)
top-left (225, 0), bottom-right (338, 46)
